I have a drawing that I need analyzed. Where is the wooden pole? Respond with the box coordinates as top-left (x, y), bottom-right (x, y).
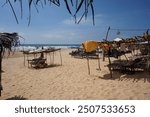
top-left (146, 29), bottom-right (150, 75)
top-left (53, 52), bottom-right (54, 64)
top-left (23, 52), bottom-right (25, 66)
top-left (0, 45), bottom-right (3, 96)
top-left (49, 53), bottom-right (51, 65)
top-left (103, 26), bottom-right (110, 61)
top-left (87, 56), bottom-right (90, 75)
top-left (59, 49), bottom-right (62, 65)
top-left (97, 53), bottom-right (101, 70)
top-left (108, 46), bottom-right (113, 78)
top-left (105, 26), bottom-right (110, 41)
top-left (102, 48), bottom-right (105, 61)
top-left (105, 27), bottom-right (112, 78)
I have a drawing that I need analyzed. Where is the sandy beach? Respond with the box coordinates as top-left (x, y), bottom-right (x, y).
top-left (0, 49), bottom-right (150, 100)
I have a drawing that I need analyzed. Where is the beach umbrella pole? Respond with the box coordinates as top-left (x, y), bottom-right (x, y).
top-left (87, 56), bottom-right (90, 75)
top-left (102, 49), bottom-right (105, 61)
top-left (0, 45), bottom-right (3, 96)
top-left (98, 53), bottom-right (101, 70)
top-left (108, 47), bottom-right (113, 78)
top-left (59, 49), bottom-right (62, 65)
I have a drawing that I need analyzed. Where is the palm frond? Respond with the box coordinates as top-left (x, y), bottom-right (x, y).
top-left (7, 0), bottom-right (19, 24)
top-left (90, 1), bottom-right (95, 25)
top-left (64, 0), bottom-right (72, 15)
top-left (75, 0), bottom-right (84, 14)
top-left (3, 0), bottom-right (95, 25)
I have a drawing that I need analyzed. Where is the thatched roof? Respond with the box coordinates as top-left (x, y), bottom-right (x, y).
top-left (0, 32), bottom-right (20, 52)
top-left (0, 32), bottom-right (21, 96)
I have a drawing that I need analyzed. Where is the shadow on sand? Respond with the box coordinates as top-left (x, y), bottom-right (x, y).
top-left (6, 95), bottom-right (27, 100)
top-left (99, 71), bottom-right (150, 83)
top-left (30, 64), bottom-right (62, 70)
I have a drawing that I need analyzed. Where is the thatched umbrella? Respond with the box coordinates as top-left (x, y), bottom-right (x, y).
top-left (0, 32), bottom-right (21, 96)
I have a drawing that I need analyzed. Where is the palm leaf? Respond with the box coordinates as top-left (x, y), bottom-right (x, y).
top-left (7, 0), bottom-right (19, 24)
top-left (28, 0), bottom-right (33, 26)
top-left (85, 0), bottom-right (88, 19)
top-left (64, 0), bottom-right (72, 15)
top-left (77, 12), bottom-right (85, 24)
top-left (19, 0), bottom-right (23, 19)
top-left (90, 2), bottom-right (95, 25)
top-left (70, 0), bottom-right (73, 6)
top-left (75, 0), bottom-right (84, 14)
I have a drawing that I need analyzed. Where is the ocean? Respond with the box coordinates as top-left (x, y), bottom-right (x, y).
top-left (15, 44), bottom-right (81, 51)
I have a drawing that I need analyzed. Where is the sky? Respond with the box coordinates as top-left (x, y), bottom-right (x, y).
top-left (0, 0), bottom-right (150, 44)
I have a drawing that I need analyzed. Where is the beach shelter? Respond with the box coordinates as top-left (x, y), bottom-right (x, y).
top-left (0, 32), bottom-right (20, 96)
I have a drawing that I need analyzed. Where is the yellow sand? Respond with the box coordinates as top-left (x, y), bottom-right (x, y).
top-left (0, 49), bottom-right (150, 100)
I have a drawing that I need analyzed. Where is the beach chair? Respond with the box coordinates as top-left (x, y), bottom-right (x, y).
top-left (30, 58), bottom-right (47, 68)
top-left (120, 57), bottom-right (144, 74)
top-left (107, 60), bottom-right (126, 71)
top-left (69, 48), bottom-right (85, 58)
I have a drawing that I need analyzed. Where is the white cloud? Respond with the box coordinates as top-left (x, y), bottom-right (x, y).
top-left (22, 29), bottom-right (86, 44)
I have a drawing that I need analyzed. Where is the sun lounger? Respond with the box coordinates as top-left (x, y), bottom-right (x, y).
top-left (28, 58), bottom-right (47, 68)
top-left (108, 57), bottom-right (146, 74)
top-left (120, 57), bottom-right (146, 73)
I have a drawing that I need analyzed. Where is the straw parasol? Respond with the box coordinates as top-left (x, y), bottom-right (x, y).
top-left (0, 32), bottom-right (21, 96)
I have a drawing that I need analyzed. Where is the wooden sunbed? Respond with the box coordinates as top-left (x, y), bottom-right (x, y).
top-left (28, 58), bottom-right (47, 68)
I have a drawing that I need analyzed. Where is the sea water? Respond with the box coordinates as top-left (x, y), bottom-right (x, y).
top-left (13, 44), bottom-right (81, 51)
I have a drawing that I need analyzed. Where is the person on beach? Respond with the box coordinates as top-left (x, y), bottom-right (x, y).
top-left (32, 47), bottom-right (47, 68)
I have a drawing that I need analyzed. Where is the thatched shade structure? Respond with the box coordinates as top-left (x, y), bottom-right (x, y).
top-left (0, 32), bottom-right (21, 96)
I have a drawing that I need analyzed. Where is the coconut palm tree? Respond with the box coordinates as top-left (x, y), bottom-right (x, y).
top-left (3, 0), bottom-right (95, 25)
top-left (0, 32), bottom-right (21, 96)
